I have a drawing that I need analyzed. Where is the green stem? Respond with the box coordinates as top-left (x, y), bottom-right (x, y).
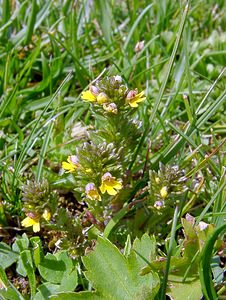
top-left (160, 205), bottom-right (179, 299)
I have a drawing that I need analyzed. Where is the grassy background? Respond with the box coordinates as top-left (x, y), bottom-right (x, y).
top-left (1, 0), bottom-right (225, 214)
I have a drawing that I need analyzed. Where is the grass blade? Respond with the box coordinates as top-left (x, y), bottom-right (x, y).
top-left (199, 223), bottom-right (226, 300)
top-left (129, 1), bottom-right (190, 170)
top-left (24, 0), bottom-right (38, 45)
top-left (13, 72), bottom-right (73, 185)
top-left (35, 118), bottom-right (55, 183)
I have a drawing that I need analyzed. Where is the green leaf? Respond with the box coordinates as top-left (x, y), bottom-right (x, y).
top-left (199, 223), bottom-right (226, 300)
top-left (20, 250), bottom-right (36, 297)
top-left (132, 234), bottom-right (156, 265)
top-left (30, 236), bottom-right (44, 267)
top-left (12, 233), bottom-right (29, 252)
top-left (0, 242), bottom-right (19, 269)
top-left (0, 266), bottom-right (8, 290)
top-left (0, 281), bottom-right (25, 300)
top-left (35, 263), bottom-right (77, 299)
top-left (34, 283), bottom-right (62, 300)
top-left (50, 292), bottom-right (100, 300)
top-left (38, 251), bottom-right (76, 286)
top-left (167, 277), bottom-right (202, 300)
top-left (38, 253), bottom-right (66, 284)
top-left (0, 259), bottom-right (24, 300)
top-left (51, 235), bottom-right (160, 300)
top-left (59, 268), bottom-right (78, 292)
top-left (11, 234), bottom-right (31, 276)
top-left (211, 256), bottom-right (224, 285)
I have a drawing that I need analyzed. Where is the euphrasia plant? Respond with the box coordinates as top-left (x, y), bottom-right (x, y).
top-left (61, 75), bottom-right (146, 228)
top-left (148, 163), bottom-right (188, 211)
top-left (21, 179), bottom-right (58, 232)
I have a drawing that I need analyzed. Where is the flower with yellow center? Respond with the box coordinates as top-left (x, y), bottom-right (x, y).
top-left (126, 89), bottom-right (146, 108)
top-left (81, 85), bottom-right (99, 102)
top-left (85, 183), bottom-right (101, 201)
top-left (21, 209), bottom-right (51, 232)
top-left (160, 186), bottom-right (168, 199)
top-left (62, 155), bottom-right (79, 173)
top-left (99, 172), bottom-right (122, 196)
top-left (21, 212), bottom-right (41, 232)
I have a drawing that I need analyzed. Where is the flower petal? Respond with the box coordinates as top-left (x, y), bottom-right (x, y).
top-left (42, 209), bottom-right (51, 221)
top-left (106, 186), bottom-right (118, 195)
top-left (33, 222), bottom-right (41, 232)
top-left (62, 161), bottom-right (76, 173)
top-left (21, 216), bottom-right (37, 227)
top-left (111, 181), bottom-right (122, 189)
top-left (99, 183), bottom-right (106, 194)
top-left (81, 91), bottom-right (96, 102)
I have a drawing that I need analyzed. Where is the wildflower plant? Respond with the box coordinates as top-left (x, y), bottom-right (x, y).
top-left (21, 179), bottom-right (58, 232)
top-left (148, 163), bottom-right (188, 212)
top-left (60, 75), bottom-right (146, 229)
top-left (81, 76), bottom-right (144, 154)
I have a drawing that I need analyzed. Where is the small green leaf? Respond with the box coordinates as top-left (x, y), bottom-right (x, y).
top-left (30, 237), bottom-right (44, 267)
top-left (20, 250), bottom-right (36, 297)
top-left (38, 253), bottom-right (66, 284)
top-left (167, 278), bottom-right (202, 300)
top-left (0, 281), bottom-right (25, 300)
top-left (211, 256), bottom-right (224, 285)
top-left (12, 233), bottom-right (29, 252)
top-left (34, 283), bottom-right (61, 300)
top-left (0, 266), bottom-right (8, 290)
top-left (0, 242), bottom-right (19, 269)
top-left (132, 234), bottom-right (156, 265)
top-left (59, 268), bottom-right (78, 292)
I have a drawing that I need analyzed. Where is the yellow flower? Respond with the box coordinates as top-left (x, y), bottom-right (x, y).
top-left (126, 89), bottom-right (146, 108)
top-left (160, 186), bottom-right (168, 199)
top-left (21, 209), bottom-right (51, 232)
top-left (21, 213), bottom-right (40, 232)
top-left (81, 90), bottom-right (96, 102)
top-left (62, 155), bottom-right (79, 173)
top-left (99, 172), bottom-right (122, 196)
top-left (85, 183), bottom-right (101, 201)
top-left (42, 209), bottom-right (51, 221)
top-left (81, 85), bottom-right (99, 102)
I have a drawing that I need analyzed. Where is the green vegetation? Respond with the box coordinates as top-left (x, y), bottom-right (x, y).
top-left (0, 0), bottom-right (225, 299)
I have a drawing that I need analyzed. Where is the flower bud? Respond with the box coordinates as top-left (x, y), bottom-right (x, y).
top-left (89, 85), bottom-right (99, 96)
top-left (113, 75), bottom-right (122, 82)
top-left (85, 183), bottom-right (101, 201)
top-left (135, 40), bottom-right (144, 53)
top-left (155, 177), bottom-right (160, 184)
top-left (69, 155), bottom-right (79, 164)
top-left (96, 92), bottom-right (108, 104)
top-left (103, 103), bottom-right (118, 114)
top-left (154, 200), bottom-right (164, 210)
top-left (160, 186), bottom-right (168, 199)
top-left (126, 89), bottom-right (138, 99)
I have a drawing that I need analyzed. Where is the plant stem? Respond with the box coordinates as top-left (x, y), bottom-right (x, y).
top-left (160, 205), bottom-right (179, 299)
